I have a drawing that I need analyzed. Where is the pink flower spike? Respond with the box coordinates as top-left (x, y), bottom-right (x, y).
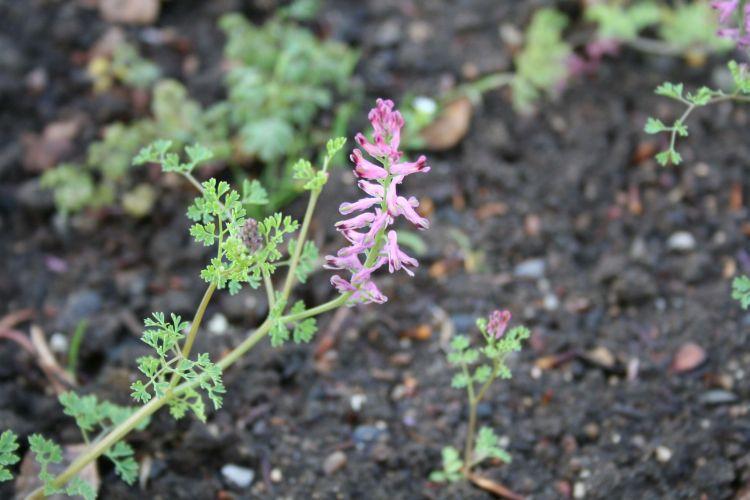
top-left (336, 212), bottom-right (376, 231)
top-left (339, 197), bottom-right (381, 215)
top-left (390, 155), bottom-right (430, 176)
top-left (384, 230), bottom-right (418, 275)
top-left (487, 310), bottom-right (511, 339)
top-left (351, 149), bottom-right (387, 179)
top-left (328, 99), bottom-right (430, 305)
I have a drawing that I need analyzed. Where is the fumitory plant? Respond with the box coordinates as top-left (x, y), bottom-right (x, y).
top-left (645, 1), bottom-right (750, 165)
top-left (0, 99), bottom-right (430, 498)
top-left (430, 310), bottom-right (529, 483)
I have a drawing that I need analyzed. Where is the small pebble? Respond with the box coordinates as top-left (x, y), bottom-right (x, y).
top-left (699, 390), bottom-right (738, 405)
top-left (350, 394), bottom-right (367, 412)
top-left (655, 446), bottom-right (672, 463)
top-left (207, 313), bottom-right (229, 335)
top-left (573, 481), bottom-right (586, 499)
top-left (583, 423), bottom-right (599, 440)
top-left (221, 464), bottom-right (254, 488)
top-left (667, 231), bottom-right (696, 252)
top-left (50, 332), bottom-right (68, 353)
top-left (270, 468), bottom-right (282, 483)
top-left (323, 451), bottom-right (347, 475)
top-left (514, 258), bottom-right (546, 279)
top-left (671, 342), bottom-right (706, 373)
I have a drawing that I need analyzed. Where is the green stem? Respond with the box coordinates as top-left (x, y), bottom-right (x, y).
top-left (461, 360), bottom-right (476, 475)
top-left (168, 282), bottom-right (217, 388)
top-left (263, 270), bottom-right (276, 309)
top-left (281, 188), bottom-right (319, 301)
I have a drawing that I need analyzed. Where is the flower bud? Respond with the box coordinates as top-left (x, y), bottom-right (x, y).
top-left (240, 218), bottom-right (262, 253)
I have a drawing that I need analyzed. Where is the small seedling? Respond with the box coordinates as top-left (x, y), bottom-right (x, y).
top-left (431, 311), bottom-right (529, 482)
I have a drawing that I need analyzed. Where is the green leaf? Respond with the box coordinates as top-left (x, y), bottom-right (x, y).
top-left (242, 179), bottom-right (269, 205)
top-left (130, 380), bottom-right (151, 403)
top-left (105, 441), bottom-right (139, 485)
top-left (28, 434), bottom-right (63, 493)
top-left (475, 426), bottom-right (512, 465)
top-left (644, 117), bottom-right (668, 134)
top-left (655, 82), bottom-right (685, 101)
top-left (450, 335), bottom-right (470, 352)
top-left (512, 8), bottom-right (571, 111)
top-left (326, 137), bottom-right (347, 159)
top-left (59, 392), bottom-right (100, 433)
top-left (185, 143), bottom-right (214, 166)
top-left (732, 275), bottom-right (750, 310)
top-left (429, 471), bottom-right (447, 482)
top-left (289, 240), bottom-right (319, 283)
top-left (451, 372), bottom-right (469, 389)
top-left (0, 430), bottom-right (19, 482)
top-left (656, 149), bottom-right (682, 166)
top-left (729, 60), bottom-right (750, 93)
top-left (292, 158), bottom-right (328, 191)
top-left (673, 120), bottom-right (689, 137)
top-left (431, 446), bottom-right (464, 482)
top-left (66, 476), bottom-right (96, 500)
top-left (270, 321), bottom-right (290, 347)
top-left (474, 364), bottom-right (492, 383)
top-left (190, 222), bottom-right (217, 246)
top-left (239, 118), bottom-right (294, 162)
top-left (686, 87), bottom-right (717, 106)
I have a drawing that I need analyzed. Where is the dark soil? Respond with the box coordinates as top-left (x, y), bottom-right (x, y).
top-left (2, 0), bottom-right (750, 499)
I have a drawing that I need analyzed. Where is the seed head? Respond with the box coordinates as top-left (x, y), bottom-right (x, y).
top-left (240, 218), bottom-right (262, 252)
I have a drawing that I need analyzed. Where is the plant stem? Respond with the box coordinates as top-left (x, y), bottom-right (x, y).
top-left (263, 270), bottom-right (275, 309)
top-left (281, 188), bottom-right (319, 301)
top-left (168, 282), bottom-right (217, 388)
top-left (463, 399), bottom-right (478, 476)
top-left (461, 360), bottom-right (476, 475)
top-left (462, 357), bottom-right (502, 474)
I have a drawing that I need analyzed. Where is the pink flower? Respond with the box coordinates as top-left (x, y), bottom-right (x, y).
top-left (325, 99), bottom-right (431, 305)
top-left (390, 155), bottom-right (430, 176)
top-left (712, 0), bottom-right (739, 23)
top-left (384, 230), bottom-right (418, 275)
top-left (351, 149), bottom-right (387, 179)
top-left (487, 310), bottom-right (512, 339)
top-left (711, 2), bottom-right (750, 46)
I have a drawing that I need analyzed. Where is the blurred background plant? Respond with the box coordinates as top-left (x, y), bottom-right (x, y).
top-left (403, 0), bottom-right (729, 151)
top-left (41, 0), bottom-right (360, 218)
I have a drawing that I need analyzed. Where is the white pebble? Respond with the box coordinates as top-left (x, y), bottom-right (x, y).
top-left (207, 313), bottom-right (229, 335)
top-left (514, 258), bottom-right (546, 279)
top-left (50, 332), bottom-right (68, 353)
top-left (270, 468), bottom-right (282, 482)
top-left (667, 231), bottom-right (696, 252)
top-left (573, 481), bottom-right (586, 499)
top-left (350, 394), bottom-right (367, 412)
top-left (655, 446), bottom-right (672, 463)
top-left (221, 464), bottom-right (254, 488)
